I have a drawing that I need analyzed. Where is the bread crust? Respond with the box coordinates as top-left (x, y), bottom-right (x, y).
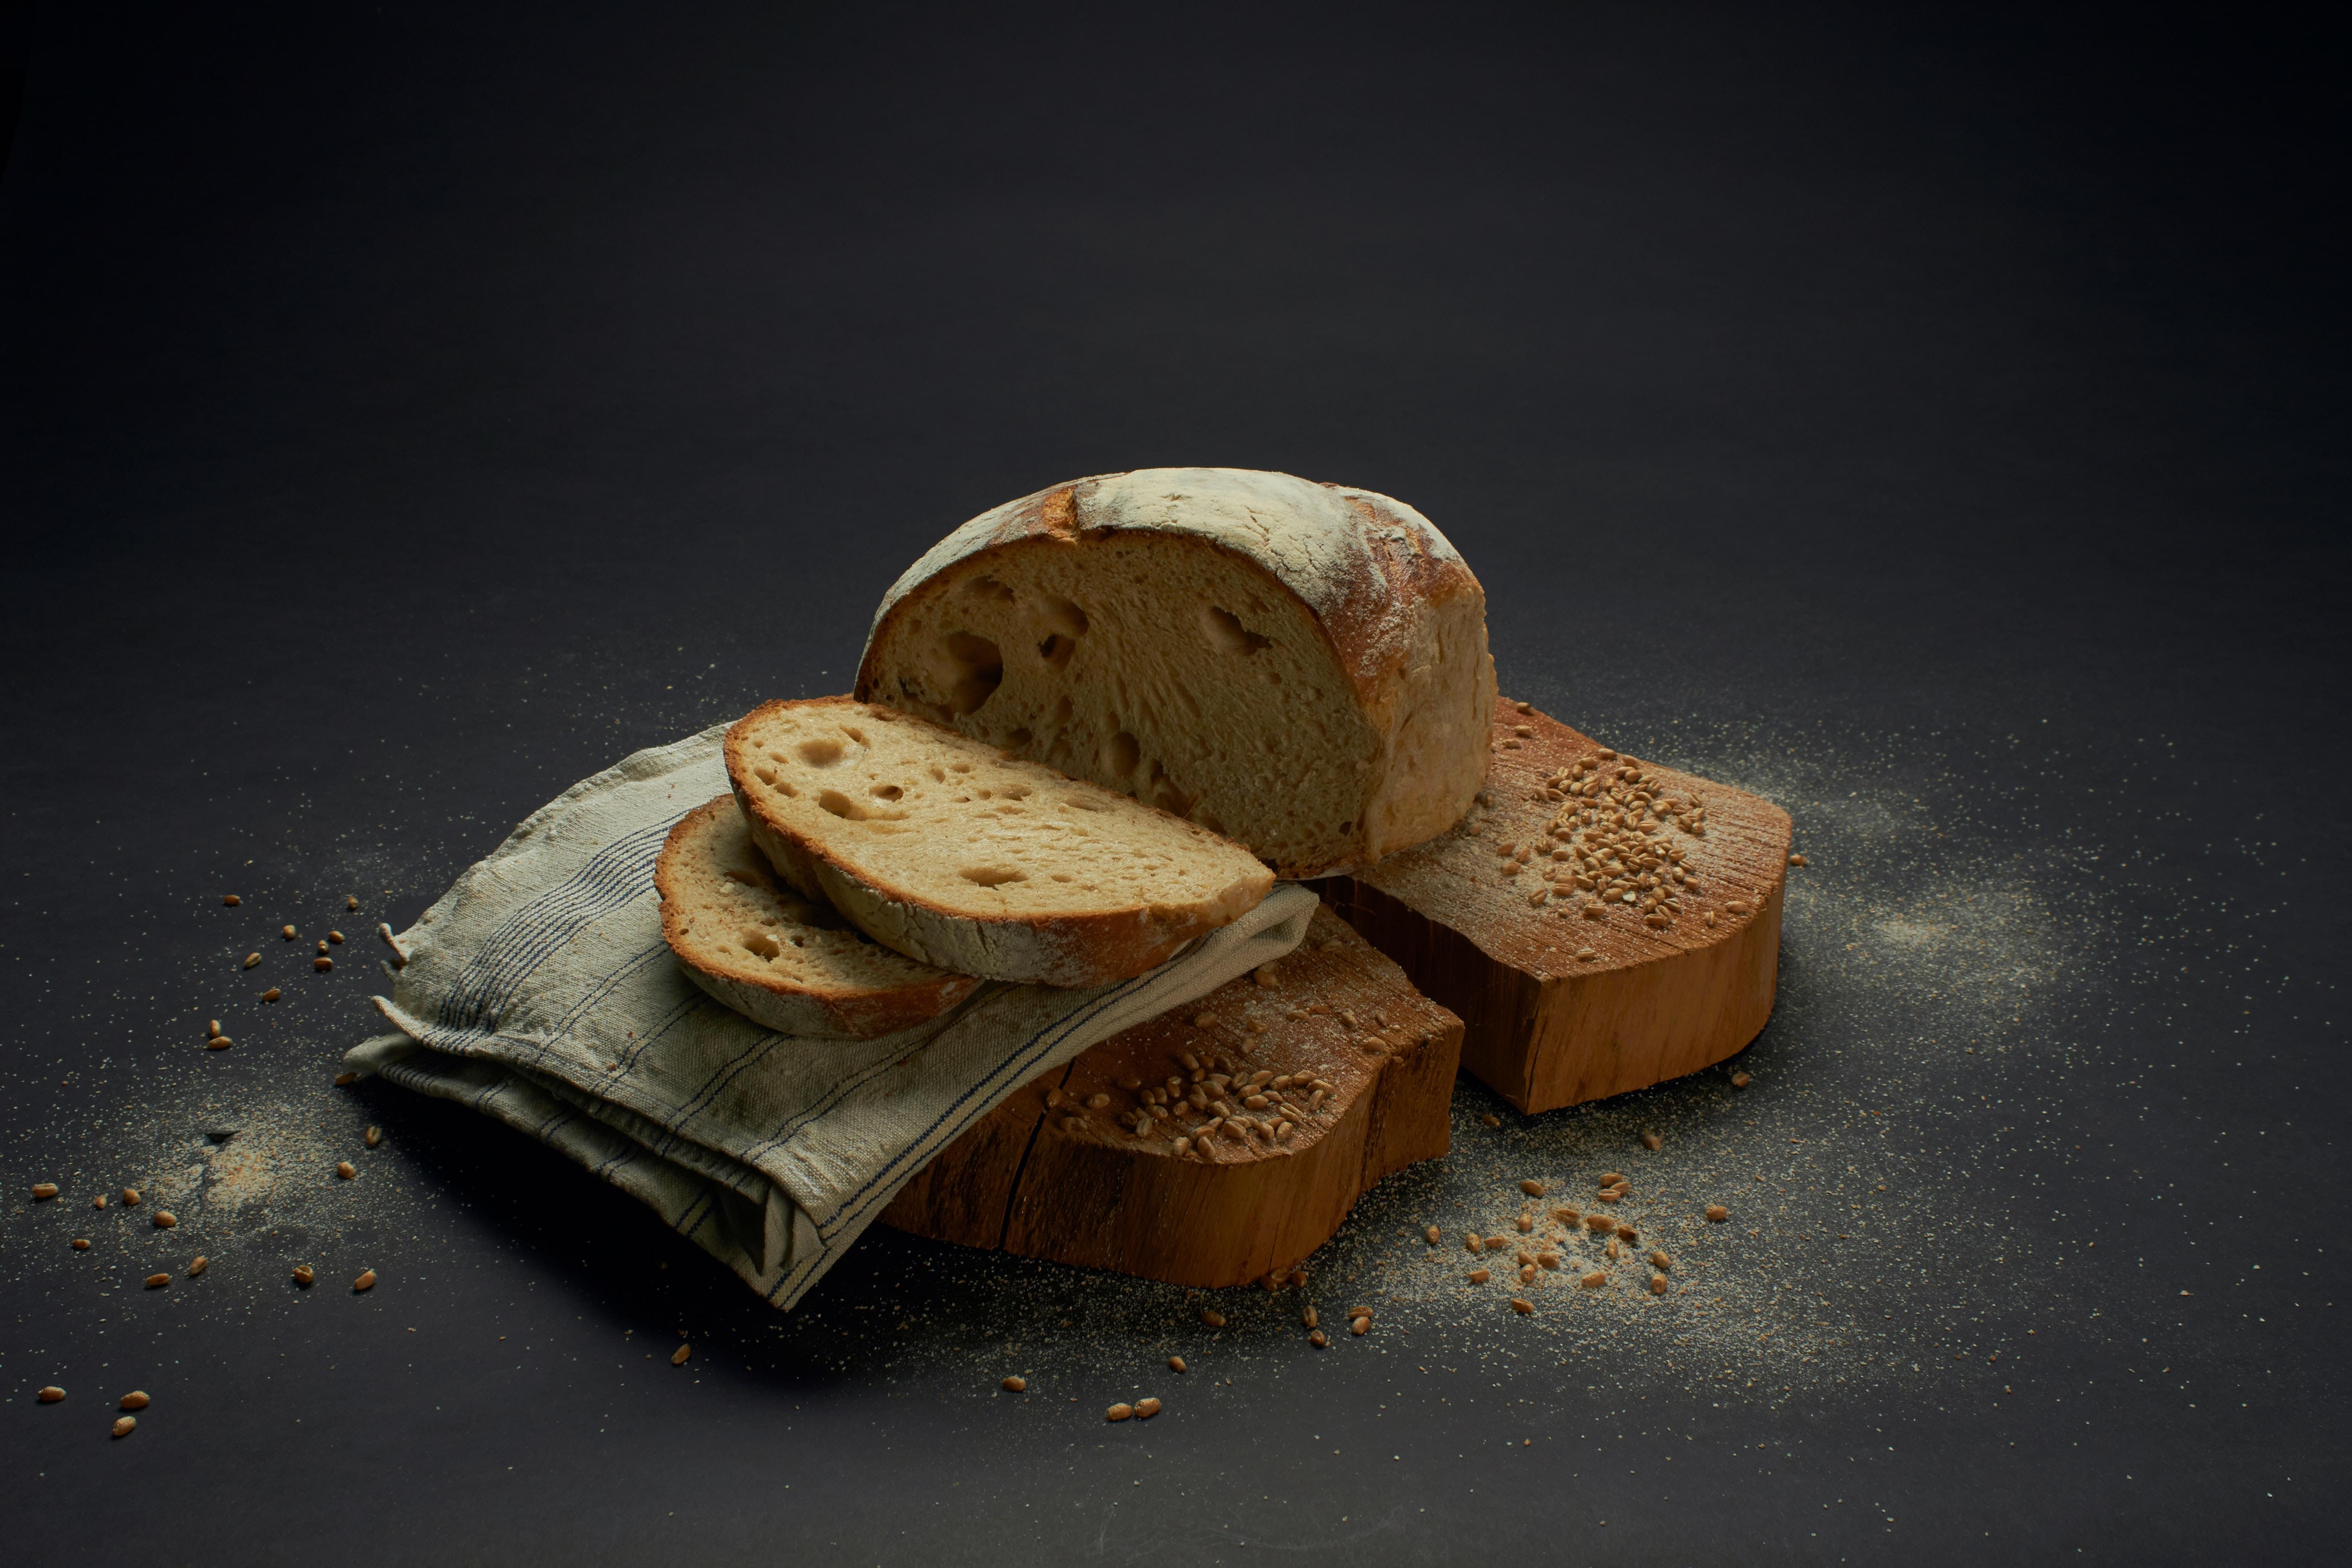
top-left (655, 795), bottom-right (980, 1038)
top-left (725, 697), bottom-right (1273, 988)
top-left (854, 468), bottom-right (1496, 876)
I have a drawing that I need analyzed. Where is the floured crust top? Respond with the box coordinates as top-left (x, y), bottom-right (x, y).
top-left (863, 468), bottom-right (1484, 707)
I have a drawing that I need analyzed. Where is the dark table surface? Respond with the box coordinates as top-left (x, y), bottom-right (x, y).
top-left (3, 5), bottom-right (2346, 1563)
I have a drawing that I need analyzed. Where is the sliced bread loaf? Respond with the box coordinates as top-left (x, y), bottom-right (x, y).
top-left (725, 697), bottom-right (1275, 987)
top-left (656, 794), bottom-right (980, 1038)
top-left (853, 467), bottom-right (1496, 877)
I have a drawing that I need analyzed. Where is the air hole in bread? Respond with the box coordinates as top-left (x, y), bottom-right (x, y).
top-left (870, 784), bottom-right (903, 800)
top-left (1004, 727), bottom-right (1034, 750)
top-left (797, 738), bottom-right (845, 767)
top-left (753, 764), bottom-right (779, 784)
top-left (741, 931), bottom-right (782, 960)
top-left (1062, 795), bottom-right (1106, 813)
top-left (960, 866), bottom-right (1027, 887)
top-left (939, 632), bottom-right (1004, 715)
top-left (1104, 731), bottom-right (1141, 779)
top-left (818, 789), bottom-right (907, 823)
top-left (966, 575), bottom-right (1018, 605)
top-left (1037, 632), bottom-right (1077, 671)
top-left (1039, 594), bottom-right (1089, 637)
top-left (1204, 605), bottom-right (1273, 656)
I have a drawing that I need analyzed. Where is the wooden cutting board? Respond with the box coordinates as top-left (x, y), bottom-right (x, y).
top-left (1323, 702), bottom-right (1790, 1113)
top-left (880, 906), bottom-right (1462, 1287)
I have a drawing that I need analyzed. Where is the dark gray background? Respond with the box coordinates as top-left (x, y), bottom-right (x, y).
top-left (2, 3), bottom-right (2345, 1562)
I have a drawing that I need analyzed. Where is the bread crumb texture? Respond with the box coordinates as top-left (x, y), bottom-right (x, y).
top-left (725, 696), bottom-right (1273, 985)
top-left (856, 468), bottom-right (1496, 877)
top-left (656, 794), bottom-right (979, 1038)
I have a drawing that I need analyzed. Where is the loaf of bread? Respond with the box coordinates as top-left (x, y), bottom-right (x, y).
top-left (854, 467), bottom-right (1496, 877)
top-left (655, 795), bottom-right (981, 1037)
top-left (725, 697), bottom-right (1274, 987)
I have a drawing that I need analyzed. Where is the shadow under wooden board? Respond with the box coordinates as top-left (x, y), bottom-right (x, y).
top-left (880, 906), bottom-right (1463, 1288)
top-left (1324, 702), bottom-right (1791, 1115)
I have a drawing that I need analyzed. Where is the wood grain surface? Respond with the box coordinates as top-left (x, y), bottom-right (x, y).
top-left (881, 906), bottom-right (1463, 1286)
top-left (1324, 703), bottom-right (1790, 1113)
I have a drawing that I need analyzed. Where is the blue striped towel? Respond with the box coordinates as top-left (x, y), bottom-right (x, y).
top-left (342, 723), bottom-right (1317, 1310)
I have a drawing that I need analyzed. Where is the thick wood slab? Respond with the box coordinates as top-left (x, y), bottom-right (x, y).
top-left (1323, 702), bottom-right (1789, 1113)
top-left (880, 907), bottom-right (1463, 1287)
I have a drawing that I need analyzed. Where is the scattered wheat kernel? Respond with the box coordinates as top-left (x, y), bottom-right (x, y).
top-left (1106, 1403), bottom-right (1133, 1422)
top-left (1287, 1269), bottom-right (1307, 1289)
top-left (1580, 1270), bottom-right (1607, 1289)
top-left (243, 952), bottom-right (262, 969)
top-left (206, 1036), bottom-right (232, 1051)
top-left (122, 1188), bottom-right (140, 1206)
top-left (1167, 1356), bottom-right (1187, 1374)
top-left (113, 1416), bottom-right (137, 1439)
top-left (1001, 1376), bottom-right (1026, 1392)
top-left (119, 1391), bottom-right (150, 1411)
top-left (347, 896), bottom-right (360, 910)
top-left (153, 1211), bottom-right (176, 1229)
top-left (314, 957), bottom-right (334, 972)
top-left (1604, 1239), bottom-right (1621, 1260)
top-left (1585, 1215), bottom-right (1612, 1233)
top-left (1349, 1318), bottom-right (1369, 1336)
top-left (1424, 1225), bottom-right (1441, 1245)
top-left (1730, 1071), bottom-right (1751, 1088)
top-left (315, 939), bottom-right (329, 955)
top-left (292, 1264), bottom-right (314, 1287)
top-left (1135, 1397), bottom-right (1162, 1418)
top-left (1308, 1329), bottom-right (1329, 1348)
top-left (282, 925), bottom-right (297, 939)
top-left (1706, 1206), bottom-right (1730, 1222)
top-left (1788, 853), bottom-right (1806, 867)
top-left (352, 1269), bottom-right (377, 1292)
top-left (1467, 1267), bottom-right (1492, 1284)
top-left (1551, 1207), bottom-right (1580, 1225)
top-left (1519, 1179), bottom-right (1545, 1197)
top-left (1191, 1013), bottom-right (1217, 1029)
top-left (333, 1072), bottom-right (358, 1086)
top-left (365, 1126), bottom-right (382, 1148)
top-left (1086, 1093), bottom-right (1110, 1110)
top-left (671, 1343), bottom-right (692, 1366)
top-left (223, 894), bottom-right (241, 906)
top-left (1597, 1190), bottom-right (1621, 1204)
top-left (1537, 1252), bottom-right (1560, 1270)
top-left (1640, 1131), bottom-right (1662, 1151)
top-left (1465, 1234), bottom-right (1481, 1253)
top-left (1577, 947), bottom-right (1599, 961)
top-left (145, 1273), bottom-right (170, 1289)
top-left (337, 1162), bottom-right (357, 1180)
top-left (1648, 1273), bottom-right (1669, 1295)
top-left (1485, 1235), bottom-right (1509, 1251)
top-left (1480, 1113), bottom-right (1501, 1128)
top-left (1616, 1224), bottom-right (1637, 1242)
top-left (1649, 1250), bottom-right (1671, 1270)
top-left (1511, 1298), bottom-right (1534, 1315)
top-left (1517, 1264), bottom-right (1536, 1284)
top-left (262, 988), bottom-right (281, 1002)
top-left (71, 1238), bottom-right (89, 1250)
top-left (1199, 1308), bottom-right (1226, 1328)
top-left (328, 930), bottom-right (345, 944)
top-left (39, 1386), bottom-right (64, 1403)
top-left (93, 1195), bottom-right (107, 1210)
top-left (31, 1182), bottom-right (57, 1200)
top-left (189, 1255), bottom-right (208, 1275)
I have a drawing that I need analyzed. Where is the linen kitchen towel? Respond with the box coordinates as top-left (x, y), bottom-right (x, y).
top-left (343, 723), bottom-right (1317, 1310)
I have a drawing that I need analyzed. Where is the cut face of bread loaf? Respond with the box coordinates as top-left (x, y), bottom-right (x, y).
top-left (656, 794), bottom-right (981, 1038)
top-left (725, 697), bottom-right (1275, 987)
top-left (854, 467), bottom-right (1496, 878)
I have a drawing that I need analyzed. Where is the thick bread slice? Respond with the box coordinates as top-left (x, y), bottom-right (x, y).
top-left (880, 905), bottom-right (1463, 1287)
top-left (725, 697), bottom-right (1275, 987)
top-left (1324, 702), bottom-right (1791, 1112)
top-left (854, 467), bottom-right (1497, 877)
top-left (655, 795), bottom-right (980, 1038)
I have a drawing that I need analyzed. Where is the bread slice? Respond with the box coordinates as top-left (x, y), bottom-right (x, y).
top-left (881, 904), bottom-right (1463, 1287)
top-left (725, 697), bottom-right (1276, 987)
top-left (1324, 701), bottom-right (1791, 1112)
top-left (854, 467), bottom-right (1496, 877)
top-left (656, 794), bottom-right (981, 1038)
